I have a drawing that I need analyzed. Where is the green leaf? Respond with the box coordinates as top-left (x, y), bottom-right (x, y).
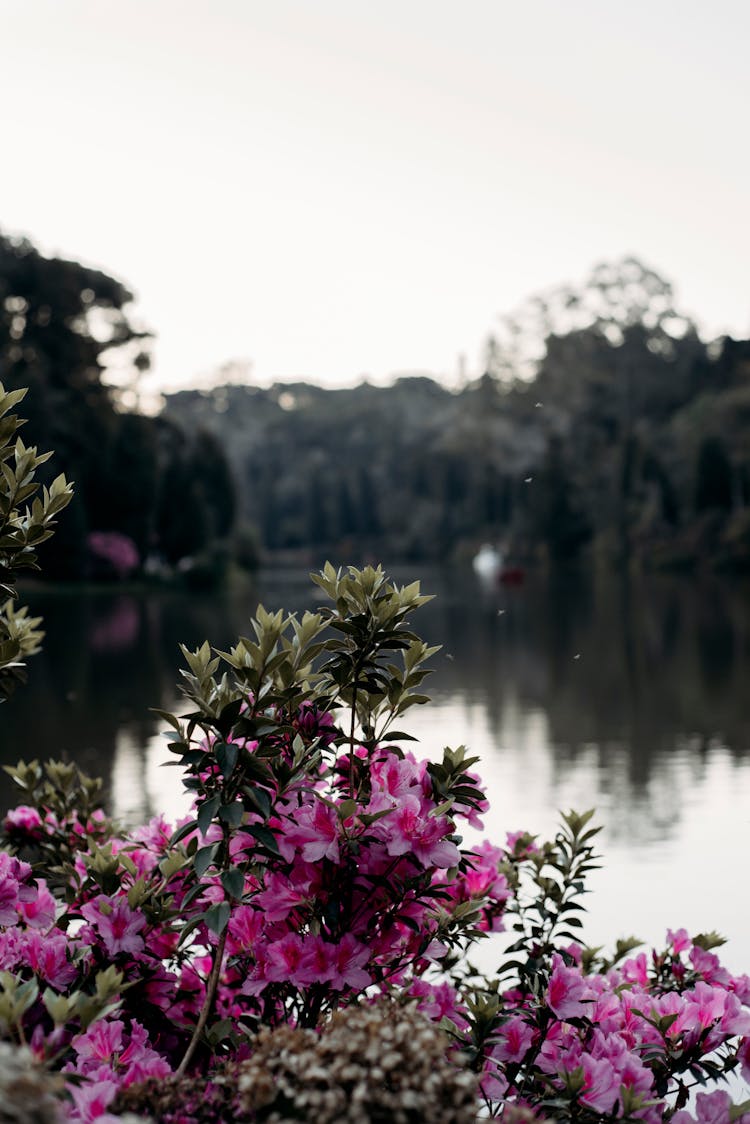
top-left (220, 868), bottom-right (245, 899)
top-left (247, 824), bottom-right (280, 856)
top-left (197, 795), bottom-right (221, 836)
top-left (215, 740), bottom-right (239, 777)
top-left (194, 843), bottom-right (219, 878)
top-left (242, 785), bottom-right (271, 819)
top-left (218, 801), bottom-right (244, 827)
top-left (205, 902), bottom-right (231, 936)
top-left (206, 1017), bottom-right (235, 1046)
top-left (177, 913), bottom-right (209, 947)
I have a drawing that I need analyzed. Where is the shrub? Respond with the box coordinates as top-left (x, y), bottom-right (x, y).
top-left (0, 384), bottom-right (72, 699)
top-left (86, 532), bottom-right (140, 581)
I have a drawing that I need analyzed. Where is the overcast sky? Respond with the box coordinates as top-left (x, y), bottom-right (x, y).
top-left (3, 0), bottom-right (749, 393)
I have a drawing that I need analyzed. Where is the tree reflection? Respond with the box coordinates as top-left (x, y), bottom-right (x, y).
top-left (0, 573), bottom-right (748, 841)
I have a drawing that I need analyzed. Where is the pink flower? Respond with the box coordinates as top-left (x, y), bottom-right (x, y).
top-left (384, 795), bottom-right (460, 868)
top-left (3, 805), bottom-right (43, 838)
top-left (719, 991), bottom-right (750, 1038)
top-left (673, 1089), bottom-right (750, 1124)
top-left (116, 1020), bottom-right (171, 1085)
top-left (18, 878), bottom-right (56, 929)
top-left (73, 1020), bottom-right (125, 1067)
top-left (505, 830), bottom-right (539, 857)
top-left (547, 954), bottom-right (595, 1021)
top-left (621, 952), bottom-right (649, 986)
top-left (24, 929), bottom-right (77, 988)
top-left (649, 991), bottom-right (689, 1040)
top-left (408, 979), bottom-right (469, 1028)
top-left (327, 933), bottom-right (371, 990)
top-left (0, 927), bottom-right (24, 970)
top-left (67, 1078), bottom-right (120, 1123)
top-left (265, 933), bottom-right (319, 986)
top-left (738, 1036), bottom-right (750, 1083)
top-left (667, 927), bottom-right (692, 954)
top-left (370, 751), bottom-right (422, 799)
top-left (690, 945), bottom-right (731, 986)
top-left (494, 1015), bottom-right (536, 1063)
top-left (227, 904), bottom-right (265, 952)
top-left (684, 982), bottom-right (727, 1033)
top-left (80, 895), bottom-right (146, 956)
top-left (282, 799), bottom-right (340, 863)
top-left (0, 853), bottom-right (34, 925)
top-left (578, 1053), bottom-right (620, 1114)
top-left (254, 869), bottom-right (313, 922)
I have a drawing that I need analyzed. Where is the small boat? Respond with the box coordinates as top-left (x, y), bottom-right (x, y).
top-left (472, 544), bottom-right (503, 585)
top-left (472, 545), bottom-right (525, 587)
top-left (499, 565), bottom-right (525, 586)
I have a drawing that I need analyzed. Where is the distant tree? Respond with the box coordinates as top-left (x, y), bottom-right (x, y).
top-left (0, 230), bottom-right (150, 418)
top-left (528, 438), bottom-right (592, 562)
top-left (694, 436), bottom-right (733, 514)
top-left (189, 428), bottom-right (236, 540)
top-left (306, 471), bottom-right (329, 547)
top-left (356, 466), bottom-right (381, 538)
top-left (0, 231), bottom-right (150, 569)
top-left (642, 451), bottom-right (680, 526)
top-left (492, 255), bottom-right (698, 383)
top-left (336, 478), bottom-right (358, 539)
top-left (0, 233), bottom-right (238, 577)
top-left (93, 414), bottom-right (158, 555)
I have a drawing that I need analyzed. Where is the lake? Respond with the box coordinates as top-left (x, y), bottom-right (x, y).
top-left (2, 568), bottom-right (749, 974)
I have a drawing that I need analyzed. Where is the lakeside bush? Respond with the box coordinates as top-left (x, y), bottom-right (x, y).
top-left (0, 564), bottom-right (748, 1122)
top-left (0, 383), bottom-right (73, 700)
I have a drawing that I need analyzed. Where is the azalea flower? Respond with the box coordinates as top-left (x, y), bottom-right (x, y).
top-left (79, 895), bottom-right (146, 956)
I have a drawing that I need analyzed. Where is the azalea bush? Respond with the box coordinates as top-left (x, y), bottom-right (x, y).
top-left (0, 564), bottom-right (748, 1123)
top-left (86, 532), bottom-right (140, 581)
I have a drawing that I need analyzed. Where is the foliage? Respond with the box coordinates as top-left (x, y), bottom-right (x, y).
top-left (0, 383), bottom-right (72, 699)
top-left (0, 566), bottom-right (748, 1123)
top-left (0, 233), bottom-right (237, 578)
top-left (164, 259), bottom-right (750, 571)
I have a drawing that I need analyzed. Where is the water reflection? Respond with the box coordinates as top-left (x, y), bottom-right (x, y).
top-left (1, 571), bottom-right (749, 960)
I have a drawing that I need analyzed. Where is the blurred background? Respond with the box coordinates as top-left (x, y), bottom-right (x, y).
top-left (1, 0), bottom-right (749, 967)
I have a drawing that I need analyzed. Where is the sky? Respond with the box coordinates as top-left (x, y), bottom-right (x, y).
top-left (2, 0), bottom-right (750, 395)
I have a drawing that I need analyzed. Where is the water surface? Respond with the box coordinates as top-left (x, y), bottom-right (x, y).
top-left (2, 569), bottom-right (749, 971)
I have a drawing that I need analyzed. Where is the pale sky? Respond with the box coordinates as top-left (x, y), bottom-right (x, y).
top-left (2, 0), bottom-right (749, 394)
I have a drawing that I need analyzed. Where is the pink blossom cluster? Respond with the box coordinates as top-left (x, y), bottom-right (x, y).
top-left (0, 729), bottom-right (504, 1120)
top-left (0, 722), bottom-right (749, 1122)
top-left (474, 933), bottom-right (750, 1120)
top-left (86, 531), bottom-right (140, 580)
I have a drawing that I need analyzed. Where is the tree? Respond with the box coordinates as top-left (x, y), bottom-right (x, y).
top-left (0, 230), bottom-right (151, 406)
top-left (0, 232), bottom-right (237, 576)
top-left (0, 231), bottom-right (150, 570)
top-left (694, 436), bottom-right (733, 514)
top-left (492, 256), bottom-right (696, 381)
top-left (527, 437), bottom-right (592, 562)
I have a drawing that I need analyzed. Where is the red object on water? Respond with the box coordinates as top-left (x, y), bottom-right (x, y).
top-left (499, 567), bottom-right (525, 586)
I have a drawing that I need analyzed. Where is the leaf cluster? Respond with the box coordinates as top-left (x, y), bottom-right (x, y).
top-left (2, 759), bottom-right (111, 894)
top-left (0, 384), bottom-right (72, 698)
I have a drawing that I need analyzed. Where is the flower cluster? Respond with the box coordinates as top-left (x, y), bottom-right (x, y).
top-left (0, 566), bottom-right (747, 1123)
top-left (86, 532), bottom-right (140, 580)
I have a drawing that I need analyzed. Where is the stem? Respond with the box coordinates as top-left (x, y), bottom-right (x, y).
top-left (175, 925), bottom-right (228, 1076)
top-left (349, 675), bottom-right (358, 800)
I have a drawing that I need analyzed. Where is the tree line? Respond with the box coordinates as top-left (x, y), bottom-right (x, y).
top-left (3, 233), bottom-right (748, 577)
top-left (165, 258), bottom-right (750, 572)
